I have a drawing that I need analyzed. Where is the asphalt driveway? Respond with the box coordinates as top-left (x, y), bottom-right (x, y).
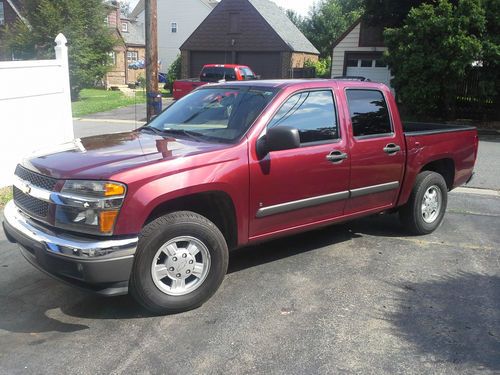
top-left (1, 191), bottom-right (499, 374)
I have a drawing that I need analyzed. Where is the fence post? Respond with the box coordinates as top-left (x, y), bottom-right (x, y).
top-left (54, 33), bottom-right (74, 140)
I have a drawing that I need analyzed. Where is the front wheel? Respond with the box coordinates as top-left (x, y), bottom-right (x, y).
top-left (130, 211), bottom-right (228, 314)
top-left (399, 171), bottom-right (448, 235)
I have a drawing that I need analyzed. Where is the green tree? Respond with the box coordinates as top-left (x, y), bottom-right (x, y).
top-left (285, 9), bottom-right (305, 30)
top-left (384, 0), bottom-right (486, 119)
top-left (5, 0), bottom-right (117, 99)
top-left (165, 55), bottom-right (182, 91)
top-left (285, 0), bottom-right (364, 58)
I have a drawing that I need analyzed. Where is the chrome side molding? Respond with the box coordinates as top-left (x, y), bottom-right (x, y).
top-left (256, 191), bottom-right (350, 218)
top-left (256, 181), bottom-right (400, 218)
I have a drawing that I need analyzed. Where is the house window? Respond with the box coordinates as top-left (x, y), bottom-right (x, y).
top-left (122, 22), bottom-right (128, 32)
top-left (0, 2), bottom-right (5, 26)
top-left (127, 51), bottom-right (139, 63)
top-left (346, 59), bottom-right (358, 67)
top-left (171, 22), bottom-right (177, 33)
top-left (360, 59), bottom-right (373, 68)
top-left (109, 52), bottom-right (117, 66)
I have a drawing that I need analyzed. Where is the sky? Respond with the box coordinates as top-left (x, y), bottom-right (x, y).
top-left (126, 0), bottom-right (317, 16)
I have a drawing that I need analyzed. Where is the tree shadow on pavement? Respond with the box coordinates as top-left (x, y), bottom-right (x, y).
top-left (0, 213), bottom-right (409, 330)
top-left (228, 213), bottom-right (406, 274)
top-left (383, 272), bottom-right (500, 371)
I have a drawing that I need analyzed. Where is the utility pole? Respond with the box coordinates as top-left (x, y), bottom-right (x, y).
top-left (145, 0), bottom-right (161, 121)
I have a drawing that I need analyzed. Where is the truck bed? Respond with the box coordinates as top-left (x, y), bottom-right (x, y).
top-left (403, 122), bottom-right (476, 136)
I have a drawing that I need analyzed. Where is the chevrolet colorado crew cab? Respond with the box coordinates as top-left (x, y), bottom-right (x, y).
top-left (172, 64), bottom-right (257, 100)
top-left (3, 79), bottom-right (478, 314)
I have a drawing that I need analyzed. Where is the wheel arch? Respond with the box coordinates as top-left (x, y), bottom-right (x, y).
top-left (144, 190), bottom-right (239, 250)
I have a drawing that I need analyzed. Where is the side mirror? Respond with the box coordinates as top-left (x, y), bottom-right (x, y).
top-left (257, 126), bottom-right (300, 158)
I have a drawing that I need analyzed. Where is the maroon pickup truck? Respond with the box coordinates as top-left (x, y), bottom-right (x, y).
top-left (172, 64), bottom-right (257, 100)
top-left (3, 79), bottom-right (478, 314)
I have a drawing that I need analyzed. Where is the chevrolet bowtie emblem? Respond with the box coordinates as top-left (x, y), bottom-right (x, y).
top-left (20, 182), bottom-right (31, 195)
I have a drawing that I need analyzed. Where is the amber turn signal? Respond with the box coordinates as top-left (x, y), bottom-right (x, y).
top-left (104, 183), bottom-right (125, 196)
top-left (99, 210), bottom-right (119, 233)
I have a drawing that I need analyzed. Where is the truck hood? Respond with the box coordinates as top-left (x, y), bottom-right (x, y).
top-left (22, 131), bottom-right (229, 180)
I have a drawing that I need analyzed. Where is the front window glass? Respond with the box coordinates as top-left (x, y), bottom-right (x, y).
top-left (268, 90), bottom-right (338, 144)
top-left (147, 87), bottom-right (277, 143)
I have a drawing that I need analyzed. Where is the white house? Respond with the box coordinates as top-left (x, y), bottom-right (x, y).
top-left (331, 18), bottom-right (392, 89)
top-left (130, 0), bottom-right (218, 73)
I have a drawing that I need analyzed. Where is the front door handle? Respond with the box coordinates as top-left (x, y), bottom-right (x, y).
top-left (326, 150), bottom-right (348, 163)
top-left (383, 143), bottom-right (401, 154)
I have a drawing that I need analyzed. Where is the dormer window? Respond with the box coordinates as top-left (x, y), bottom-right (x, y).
top-left (122, 22), bottom-right (128, 32)
top-left (171, 22), bottom-right (177, 33)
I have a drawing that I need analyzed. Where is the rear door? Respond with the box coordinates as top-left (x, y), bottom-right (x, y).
top-left (248, 88), bottom-right (350, 239)
top-left (342, 88), bottom-right (405, 214)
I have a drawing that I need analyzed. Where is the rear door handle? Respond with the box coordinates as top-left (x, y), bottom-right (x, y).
top-left (326, 150), bottom-right (348, 163)
top-left (383, 143), bottom-right (401, 154)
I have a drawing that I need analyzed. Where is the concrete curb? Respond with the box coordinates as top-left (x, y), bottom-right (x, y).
top-left (453, 187), bottom-right (500, 197)
top-left (74, 118), bottom-right (146, 125)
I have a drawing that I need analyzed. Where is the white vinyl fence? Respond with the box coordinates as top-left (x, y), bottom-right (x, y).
top-left (0, 34), bottom-right (74, 187)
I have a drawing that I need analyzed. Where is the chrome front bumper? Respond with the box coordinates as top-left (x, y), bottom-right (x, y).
top-left (2, 200), bottom-right (139, 296)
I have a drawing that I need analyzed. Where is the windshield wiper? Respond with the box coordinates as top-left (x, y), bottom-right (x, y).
top-left (160, 128), bottom-right (206, 142)
top-left (139, 126), bottom-right (204, 142)
top-left (139, 126), bottom-right (165, 135)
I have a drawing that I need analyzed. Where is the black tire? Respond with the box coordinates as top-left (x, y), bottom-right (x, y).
top-left (130, 211), bottom-right (228, 315)
top-left (399, 171), bottom-right (448, 235)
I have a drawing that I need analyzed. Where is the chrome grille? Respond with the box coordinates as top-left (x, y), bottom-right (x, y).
top-left (14, 165), bottom-right (57, 191)
top-left (13, 187), bottom-right (49, 218)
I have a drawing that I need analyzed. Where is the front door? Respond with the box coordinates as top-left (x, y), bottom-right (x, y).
top-left (248, 88), bottom-right (350, 239)
top-left (342, 88), bottom-right (405, 214)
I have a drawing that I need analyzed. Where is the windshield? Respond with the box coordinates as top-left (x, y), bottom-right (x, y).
top-left (147, 87), bottom-right (278, 143)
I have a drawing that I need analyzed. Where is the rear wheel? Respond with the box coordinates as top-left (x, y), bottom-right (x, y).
top-left (130, 211), bottom-right (228, 314)
top-left (399, 171), bottom-right (448, 235)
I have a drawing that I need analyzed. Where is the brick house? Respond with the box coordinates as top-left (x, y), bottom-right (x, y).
top-left (180, 0), bottom-right (319, 79)
top-left (105, 1), bottom-right (146, 88)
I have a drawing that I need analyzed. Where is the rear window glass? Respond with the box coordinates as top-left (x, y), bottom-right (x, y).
top-left (201, 67), bottom-right (237, 82)
top-left (346, 89), bottom-right (392, 137)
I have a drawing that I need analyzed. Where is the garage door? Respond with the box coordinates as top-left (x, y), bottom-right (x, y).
top-left (236, 52), bottom-right (281, 79)
top-left (190, 52), bottom-right (231, 77)
top-left (346, 57), bottom-right (392, 88)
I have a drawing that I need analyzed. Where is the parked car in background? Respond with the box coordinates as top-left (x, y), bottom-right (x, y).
top-left (172, 64), bottom-right (257, 100)
top-left (3, 79), bottom-right (478, 315)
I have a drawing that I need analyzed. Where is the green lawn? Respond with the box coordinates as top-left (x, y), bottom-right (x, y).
top-left (0, 186), bottom-right (12, 210)
top-left (72, 88), bottom-right (146, 117)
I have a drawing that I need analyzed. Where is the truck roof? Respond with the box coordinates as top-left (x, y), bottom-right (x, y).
top-left (205, 79), bottom-right (389, 91)
top-left (203, 64), bottom-right (251, 69)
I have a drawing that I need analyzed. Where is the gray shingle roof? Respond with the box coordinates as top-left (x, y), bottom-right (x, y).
top-left (248, 0), bottom-right (319, 54)
top-left (122, 21), bottom-right (145, 46)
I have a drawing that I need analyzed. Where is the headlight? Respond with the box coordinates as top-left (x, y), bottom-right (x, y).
top-left (54, 180), bottom-right (126, 235)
